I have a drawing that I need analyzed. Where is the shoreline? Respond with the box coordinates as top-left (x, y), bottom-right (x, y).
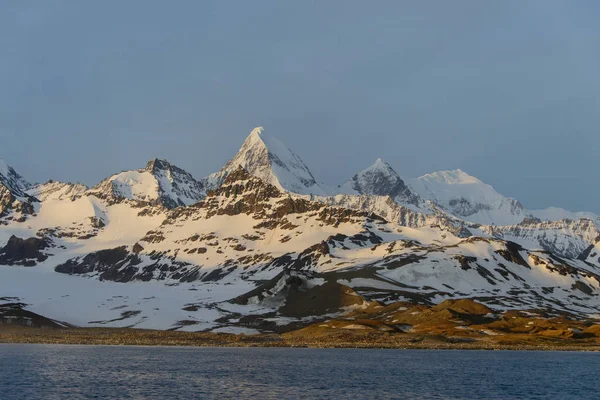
top-left (2, 327), bottom-right (600, 352)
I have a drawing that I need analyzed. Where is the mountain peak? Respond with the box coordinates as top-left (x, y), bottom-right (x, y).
top-left (373, 157), bottom-right (386, 166)
top-left (418, 169), bottom-right (482, 185)
top-left (145, 158), bottom-right (172, 174)
top-left (410, 169), bottom-right (528, 225)
top-left (248, 126), bottom-right (264, 139)
top-left (205, 127), bottom-right (326, 196)
top-left (368, 158), bottom-right (393, 172)
top-left (339, 159), bottom-right (418, 204)
top-left (0, 158), bottom-right (31, 195)
top-left (89, 159), bottom-right (205, 209)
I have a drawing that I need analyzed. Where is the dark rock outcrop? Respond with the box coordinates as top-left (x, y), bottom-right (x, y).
top-left (0, 235), bottom-right (52, 266)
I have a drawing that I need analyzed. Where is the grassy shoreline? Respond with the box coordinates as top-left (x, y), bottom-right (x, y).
top-left (2, 327), bottom-right (600, 351)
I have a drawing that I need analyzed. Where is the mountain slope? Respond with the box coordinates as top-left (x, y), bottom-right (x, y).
top-left (0, 159), bottom-right (30, 195)
top-left (1, 165), bottom-right (599, 332)
top-left (0, 159), bottom-right (37, 223)
top-left (1, 131), bottom-right (599, 333)
top-left (205, 127), bottom-right (327, 196)
top-left (27, 181), bottom-right (88, 202)
top-left (410, 169), bottom-right (530, 226)
top-left (87, 158), bottom-right (205, 209)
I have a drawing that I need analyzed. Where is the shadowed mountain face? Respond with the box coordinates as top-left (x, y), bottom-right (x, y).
top-left (0, 128), bottom-right (599, 332)
top-left (0, 159), bottom-right (37, 222)
top-left (340, 158), bottom-right (421, 206)
top-left (0, 159), bottom-right (30, 196)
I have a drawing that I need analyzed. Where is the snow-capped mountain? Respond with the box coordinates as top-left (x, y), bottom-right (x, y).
top-left (339, 158), bottom-right (421, 206)
top-left (205, 127), bottom-right (327, 196)
top-left (1, 127), bottom-right (600, 333)
top-left (2, 163), bottom-right (599, 332)
top-left (0, 159), bottom-right (37, 222)
top-left (0, 159), bottom-right (30, 195)
top-left (88, 158), bottom-right (205, 209)
top-left (483, 218), bottom-right (600, 259)
top-left (409, 169), bottom-right (530, 226)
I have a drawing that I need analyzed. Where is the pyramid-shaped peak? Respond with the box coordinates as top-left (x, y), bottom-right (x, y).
top-left (145, 158), bottom-right (173, 174)
top-left (206, 126), bottom-right (326, 196)
top-left (241, 126), bottom-right (268, 148)
top-left (368, 158), bottom-right (394, 170)
top-left (88, 158), bottom-right (205, 209)
top-left (0, 158), bottom-right (31, 193)
top-left (340, 158), bottom-right (417, 202)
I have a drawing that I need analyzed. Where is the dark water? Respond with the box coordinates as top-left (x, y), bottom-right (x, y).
top-left (1, 345), bottom-right (599, 399)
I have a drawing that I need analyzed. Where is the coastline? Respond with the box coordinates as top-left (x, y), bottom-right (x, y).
top-left (2, 327), bottom-right (600, 351)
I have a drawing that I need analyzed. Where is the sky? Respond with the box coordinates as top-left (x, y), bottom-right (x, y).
top-left (1, 1), bottom-right (599, 213)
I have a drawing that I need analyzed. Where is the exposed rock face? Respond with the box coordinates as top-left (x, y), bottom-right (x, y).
top-left (55, 246), bottom-right (143, 282)
top-left (0, 159), bottom-right (30, 195)
top-left (0, 235), bottom-right (52, 266)
top-left (0, 184), bottom-right (36, 223)
top-left (0, 160), bottom-right (37, 222)
top-left (339, 158), bottom-right (420, 206)
top-left (321, 194), bottom-right (470, 237)
top-left (144, 158), bottom-right (206, 208)
top-left (205, 127), bottom-right (327, 196)
top-left (0, 302), bottom-right (70, 328)
top-left (54, 245), bottom-right (205, 283)
top-left (0, 184), bottom-right (16, 217)
top-left (579, 238), bottom-right (600, 268)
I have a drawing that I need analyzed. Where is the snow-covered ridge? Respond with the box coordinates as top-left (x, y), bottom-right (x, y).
top-left (409, 169), bottom-right (529, 226)
top-left (2, 142), bottom-right (600, 332)
top-left (487, 218), bottom-right (600, 259)
top-left (531, 207), bottom-right (599, 227)
top-left (27, 181), bottom-right (88, 202)
top-left (0, 158), bottom-right (31, 196)
top-left (2, 162), bottom-right (600, 331)
top-left (87, 158), bottom-right (205, 209)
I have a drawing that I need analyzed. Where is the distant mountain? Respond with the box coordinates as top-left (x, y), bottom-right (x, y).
top-left (0, 159), bottom-right (30, 195)
top-left (531, 207), bottom-right (599, 226)
top-left (1, 127), bottom-right (600, 333)
top-left (487, 218), bottom-right (600, 259)
top-left (88, 158), bottom-right (205, 209)
top-left (205, 127), bottom-right (327, 196)
top-left (0, 159), bottom-right (37, 222)
top-left (409, 169), bottom-right (530, 226)
top-left (339, 158), bottom-right (421, 206)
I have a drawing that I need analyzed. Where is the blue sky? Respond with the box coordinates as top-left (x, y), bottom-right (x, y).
top-left (1, 1), bottom-right (598, 212)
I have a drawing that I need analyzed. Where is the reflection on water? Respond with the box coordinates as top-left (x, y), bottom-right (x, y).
top-left (1, 344), bottom-right (599, 399)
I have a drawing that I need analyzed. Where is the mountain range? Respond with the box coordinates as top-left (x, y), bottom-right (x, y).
top-left (1, 127), bottom-right (598, 333)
